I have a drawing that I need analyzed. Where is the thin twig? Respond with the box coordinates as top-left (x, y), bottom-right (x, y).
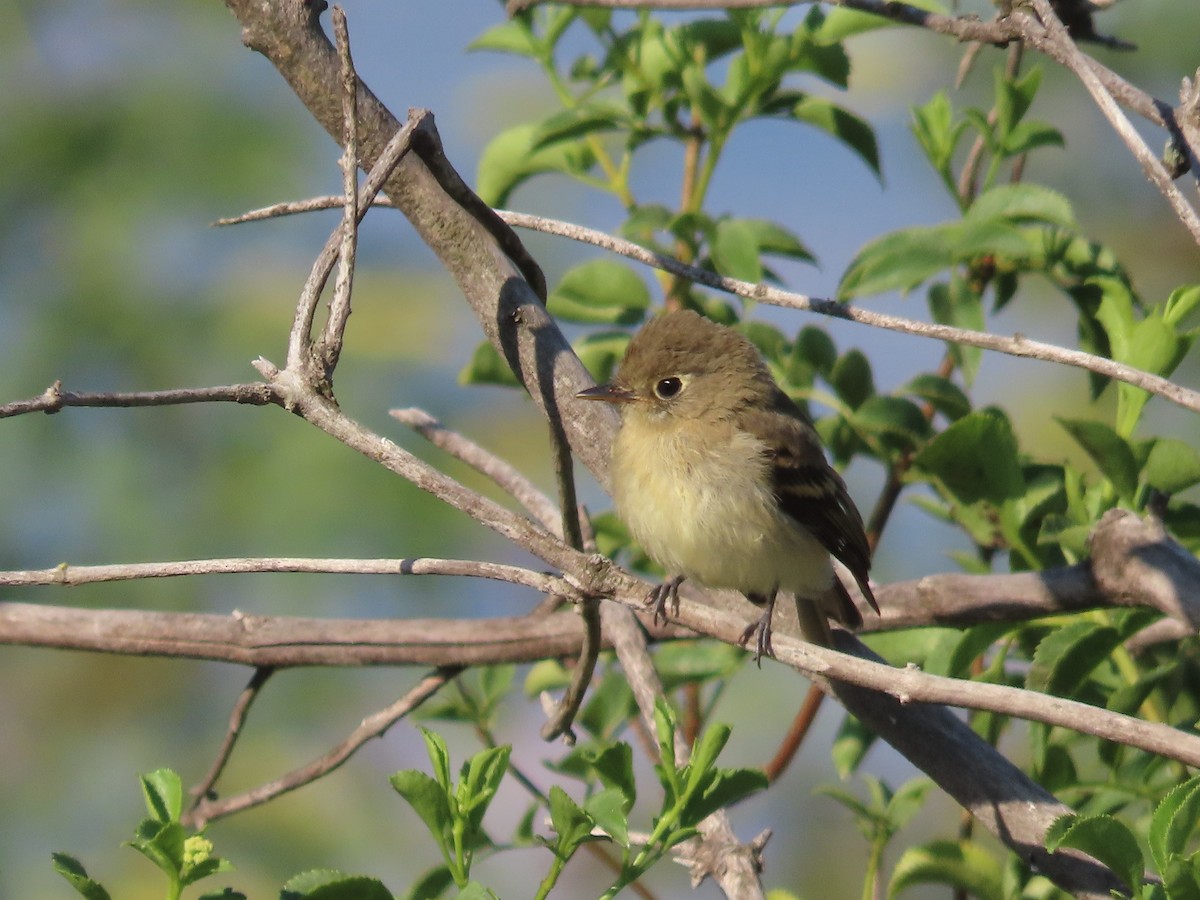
top-left (189, 666), bottom-right (276, 810)
top-left (599, 600), bottom-right (767, 897)
top-left (0, 382), bottom-right (276, 419)
top-left (1026, 0), bottom-right (1200, 248)
top-left (506, 0), bottom-right (1164, 129)
top-left (763, 685), bottom-right (825, 784)
top-left (184, 666), bottom-right (462, 828)
top-left (285, 108), bottom-right (428, 374)
top-left (213, 194), bottom-right (1200, 416)
top-left (316, 5), bottom-right (359, 375)
top-left (539, 403), bottom-right (597, 742)
top-left (408, 119), bottom-right (547, 301)
top-left (495, 210), bottom-right (1200, 415)
top-left (389, 407), bottom-right (561, 535)
top-left (0, 556), bottom-right (578, 595)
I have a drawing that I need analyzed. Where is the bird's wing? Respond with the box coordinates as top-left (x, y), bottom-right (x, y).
top-left (739, 399), bottom-right (879, 615)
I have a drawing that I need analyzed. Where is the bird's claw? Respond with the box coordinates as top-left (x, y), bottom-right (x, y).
top-left (646, 575), bottom-right (685, 625)
top-left (737, 611), bottom-right (775, 668)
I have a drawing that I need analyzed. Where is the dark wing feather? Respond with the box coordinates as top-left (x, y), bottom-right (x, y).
top-left (738, 395), bottom-right (879, 618)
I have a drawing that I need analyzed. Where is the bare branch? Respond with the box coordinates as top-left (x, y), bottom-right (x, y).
top-left (390, 407), bottom-right (561, 535)
top-left (189, 666), bottom-right (276, 810)
top-left (0, 555), bottom-right (577, 595)
top-left (314, 5), bottom-right (360, 374)
top-left (213, 194), bottom-right (1200, 418)
top-left (285, 108), bottom-right (426, 375)
top-left (506, 0), bottom-right (1165, 130)
top-left (0, 382), bottom-right (276, 419)
top-left (0, 598), bottom-right (681, 666)
top-left (497, 210), bottom-right (1200, 416)
top-left (1026, 0), bottom-right (1200, 247)
top-left (184, 665), bottom-right (462, 828)
top-left (601, 598), bottom-right (766, 897)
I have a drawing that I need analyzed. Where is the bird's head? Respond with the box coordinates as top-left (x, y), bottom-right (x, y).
top-left (576, 309), bottom-right (773, 422)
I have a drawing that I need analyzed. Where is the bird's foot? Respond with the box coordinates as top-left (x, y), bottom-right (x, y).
top-left (646, 575), bottom-right (686, 625)
top-left (737, 609), bottom-right (775, 667)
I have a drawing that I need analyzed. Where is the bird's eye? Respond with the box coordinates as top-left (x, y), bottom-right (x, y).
top-left (654, 377), bottom-right (683, 399)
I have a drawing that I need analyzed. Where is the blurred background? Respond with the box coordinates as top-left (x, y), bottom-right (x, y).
top-left (2, 0), bottom-right (1199, 897)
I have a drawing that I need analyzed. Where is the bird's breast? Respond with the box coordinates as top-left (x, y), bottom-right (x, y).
top-left (611, 414), bottom-right (832, 597)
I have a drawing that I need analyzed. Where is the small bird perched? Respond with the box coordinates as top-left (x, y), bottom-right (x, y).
top-left (578, 309), bottom-right (878, 659)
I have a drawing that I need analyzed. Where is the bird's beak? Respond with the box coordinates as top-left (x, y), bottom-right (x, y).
top-left (576, 383), bottom-right (637, 404)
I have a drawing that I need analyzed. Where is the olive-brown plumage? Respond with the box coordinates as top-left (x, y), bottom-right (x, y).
top-left (579, 309), bottom-right (878, 657)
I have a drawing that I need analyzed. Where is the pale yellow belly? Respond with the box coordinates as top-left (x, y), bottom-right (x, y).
top-left (612, 418), bottom-right (833, 599)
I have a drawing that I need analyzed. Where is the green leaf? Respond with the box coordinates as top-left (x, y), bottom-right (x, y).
top-left (927, 279), bottom-right (985, 383)
top-left (901, 374), bottom-right (971, 420)
top-left (681, 64), bottom-right (728, 132)
top-left (653, 640), bottom-right (745, 687)
top-left (584, 787), bottom-right (629, 844)
top-left (460, 340), bottom-right (520, 388)
top-left (911, 408), bottom-right (1024, 505)
top-left (737, 321), bottom-right (789, 362)
top-left (390, 770), bottom-right (453, 847)
top-left (574, 330), bottom-right (633, 384)
top-left (459, 743), bottom-right (511, 833)
top-left (815, 0), bottom-right (947, 43)
top-left (1026, 621), bottom-right (1123, 698)
top-left (1044, 815), bottom-right (1144, 896)
top-left (468, 20), bottom-right (539, 58)
top-left (829, 349), bottom-right (874, 408)
top-left (789, 95), bottom-right (880, 174)
top-left (1143, 439), bottom-right (1200, 494)
top-left (1001, 120), bottom-right (1065, 156)
top-left (421, 727), bottom-right (453, 791)
top-left (532, 104), bottom-right (628, 151)
top-left (676, 18), bottom-right (743, 61)
top-left (831, 714), bottom-right (878, 778)
top-left (681, 767), bottom-right (768, 824)
top-left (851, 395), bottom-right (932, 453)
top-left (51, 853), bottom-right (112, 900)
top-left (140, 769), bottom-right (184, 824)
top-left (1056, 418), bottom-right (1139, 498)
top-left (588, 742), bottom-right (637, 810)
top-left (281, 870), bottom-right (395, 900)
top-left (547, 786), bottom-right (595, 858)
top-left (621, 204), bottom-right (674, 243)
top-left (548, 260), bottom-right (650, 325)
top-left (711, 218), bottom-right (763, 282)
top-left (1163, 856), bottom-right (1200, 900)
top-left (889, 840), bottom-right (1003, 900)
top-left (839, 226), bottom-right (955, 299)
top-left (579, 669), bottom-right (638, 741)
top-left (911, 91), bottom-right (967, 178)
top-left (994, 66), bottom-right (1041, 140)
top-left (737, 218), bottom-right (815, 263)
top-left (476, 123), bottom-right (596, 207)
top-left (792, 326), bottom-right (840, 379)
top-left (524, 659), bottom-right (570, 695)
top-left (127, 819), bottom-right (188, 883)
top-left (1164, 284), bottom-right (1200, 327)
top-left (966, 184), bottom-right (1076, 231)
top-left (687, 723), bottom-right (732, 782)
top-left (1150, 777), bottom-right (1200, 874)
top-left (887, 779), bottom-right (934, 832)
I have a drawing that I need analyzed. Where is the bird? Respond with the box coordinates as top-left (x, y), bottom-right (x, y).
top-left (577, 309), bottom-right (878, 660)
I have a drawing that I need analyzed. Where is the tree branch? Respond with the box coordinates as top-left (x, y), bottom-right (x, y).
top-left (212, 195), bottom-right (1200, 418)
top-left (389, 407), bottom-right (562, 536)
top-left (496, 210), bottom-right (1200, 416)
top-left (184, 665), bottom-right (462, 828)
top-left (0, 382), bottom-right (276, 419)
